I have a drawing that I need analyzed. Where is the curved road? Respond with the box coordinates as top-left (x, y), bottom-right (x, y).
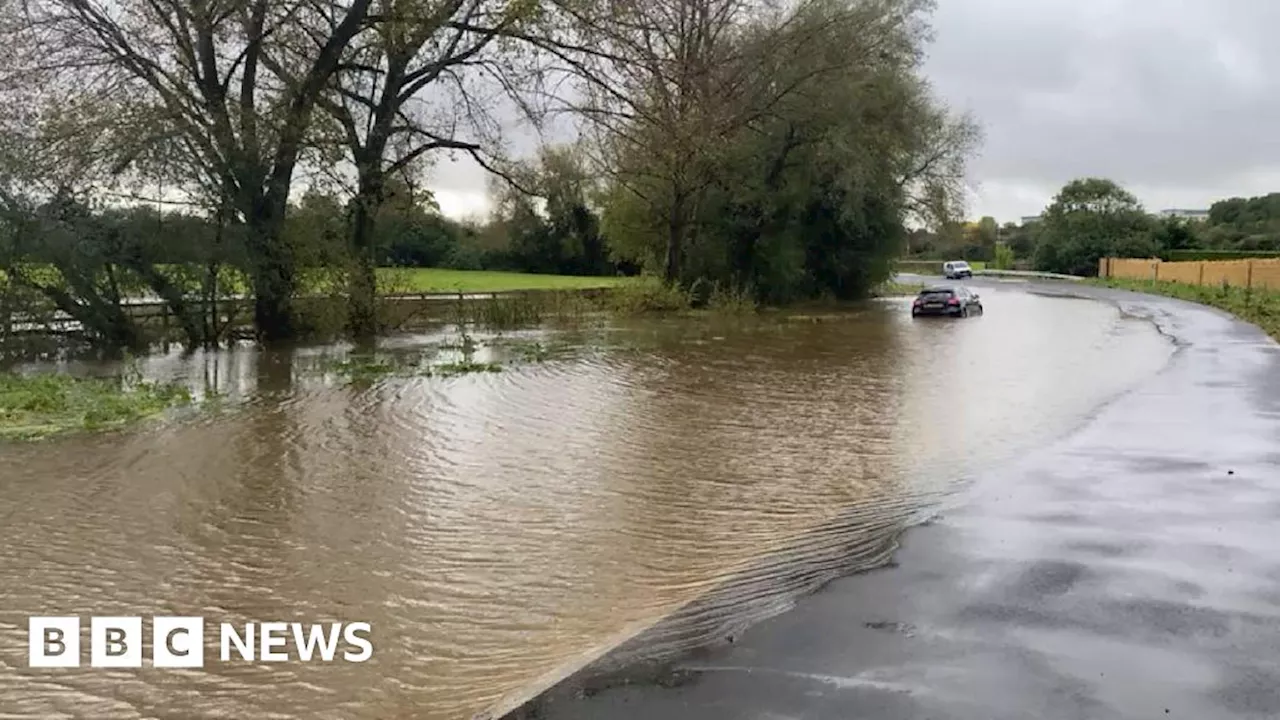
top-left (527, 277), bottom-right (1280, 720)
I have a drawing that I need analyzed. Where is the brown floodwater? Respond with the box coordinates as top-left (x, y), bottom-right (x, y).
top-left (0, 285), bottom-right (1173, 719)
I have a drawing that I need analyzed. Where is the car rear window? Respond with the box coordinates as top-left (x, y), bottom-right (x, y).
top-left (920, 289), bottom-right (954, 299)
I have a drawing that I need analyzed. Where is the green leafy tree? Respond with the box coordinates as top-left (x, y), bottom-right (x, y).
top-left (484, 144), bottom-right (616, 276)
top-left (1203, 193), bottom-right (1280, 251)
top-left (1148, 216), bottom-right (1202, 254)
top-left (992, 243), bottom-right (1014, 270)
top-left (598, 0), bottom-right (978, 301)
top-left (974, 216), bottom-right (998, 258)
top-left (1001, 222), bottom-right (1036, 259)
top-left (361, 182), bottom-right (454, 269)
top-left (1033, 178), bottom-right (1156, 276)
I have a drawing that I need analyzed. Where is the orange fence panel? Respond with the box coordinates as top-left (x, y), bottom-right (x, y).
top-left (1101, 257), bottom-right (1280, 291)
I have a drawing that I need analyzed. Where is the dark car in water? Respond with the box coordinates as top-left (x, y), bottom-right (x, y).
top-left (912, 285), bottom-right (983, 318)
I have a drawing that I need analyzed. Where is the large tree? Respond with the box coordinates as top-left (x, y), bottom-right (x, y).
top-left (598, 0), bottom-right (977, 300)
top-left (484, 143), bottom-right (613, 275)
top-left (10, 0), bottom-right (374, 342)
top-left (541, 0), bottom-right (818, 283)
top-left (1033, 177), bottom-right (1156, 276)
top-left (306, 0), bottom-right (539, 336)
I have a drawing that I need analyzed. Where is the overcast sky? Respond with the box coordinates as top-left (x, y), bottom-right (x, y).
top-left (423, 0), bottom-right (1280, 225)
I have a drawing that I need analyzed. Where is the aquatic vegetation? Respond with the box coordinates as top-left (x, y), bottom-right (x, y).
top-left (485, 338), bottom-right (581, 363)
top-left (319, 353), bottom-right (505, 382)
top-left (318, 356), bottom-right (405, 382)
top-left (0, 371), bottom-right (193, 440)
top-left (317, 325), bottom-right (510, 385)
top-left (873, 281), bottom-right (926, 297)
top-left (603, 281), bottom-right (694, 314)
top-left (434, 360), bottom-right (503, 376)
top-left (705, 283), bottom-right (759, 314)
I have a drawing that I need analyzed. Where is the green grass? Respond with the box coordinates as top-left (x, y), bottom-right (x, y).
top-left (317, 352), bottom-right (506, 384)
top-left (875, 281), bottom-right (926, 297)
top-left (1089, 277), bottom-right (1280, 341)
top-left (0, 372), bottom-right (193, 440)
top-left (380, 268), bottom-right (631, 294)
top-left (2, 264), bottom-right (631, 297)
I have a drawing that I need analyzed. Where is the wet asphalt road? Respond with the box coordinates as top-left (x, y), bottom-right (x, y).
top-left (534, 278), bottom-right (1280, 720)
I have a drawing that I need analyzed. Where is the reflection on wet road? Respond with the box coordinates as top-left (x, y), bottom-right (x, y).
top-left (530, 280), bottom-right (1280, 720)
top-left (0, 285), bottom-right (1173, 719)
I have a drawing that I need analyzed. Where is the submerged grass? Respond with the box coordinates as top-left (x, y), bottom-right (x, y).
top-left (383, 268), bottom-right (631, 294)
top-left (484, 338), bottom-right (578, 362)
top-left (319, 354), bottom-right (504, 383)
top-left (1089, 277), bottom-right (1280, 341)
top-left (0, 371), bottom-right (193, 440)
top-left (874, 281), bottom-right (926, 297)
top-left (440, 280), bottom-right (694, 331)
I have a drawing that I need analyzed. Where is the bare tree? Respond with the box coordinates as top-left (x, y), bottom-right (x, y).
top-left (538, 0), bottom-right (762, 282)
top-left (293, 0), bottom-right (540, 336)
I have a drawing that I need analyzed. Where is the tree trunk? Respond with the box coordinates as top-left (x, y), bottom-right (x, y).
top-left (245, 199), bottom-right (296, 343)
top-left (206, 260), bottom-right (220, 346)
top-left (665, 191), bottom-right (686, 284)
top-left (347, 187), bottom-right (380, 340)
top-left (346, 108), bottom-right (394, 339)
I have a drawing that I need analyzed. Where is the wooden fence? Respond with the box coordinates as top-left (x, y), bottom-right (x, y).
top-left (1099, 257), bottom-right (1280, 291)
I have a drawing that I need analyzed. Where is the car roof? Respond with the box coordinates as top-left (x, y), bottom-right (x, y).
top-left (921, 285), bottom-right (957, 293)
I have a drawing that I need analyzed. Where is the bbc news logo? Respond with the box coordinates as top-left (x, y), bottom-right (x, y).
top-left (28, 617), bottom-right (372, 668)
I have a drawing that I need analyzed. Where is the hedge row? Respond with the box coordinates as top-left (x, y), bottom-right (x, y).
top-left (1163, 249), bottom-right (1280, 262)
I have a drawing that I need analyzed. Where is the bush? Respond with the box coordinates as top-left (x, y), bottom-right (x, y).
top-left (605, 280), bottom-right (693, 314)
top-left (1163, 249), bottom-right (1280, 262)
top-left (992, 244), bottom-right (1015, 270)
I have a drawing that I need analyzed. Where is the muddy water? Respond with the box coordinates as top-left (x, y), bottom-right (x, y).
top-left (0, 286), bottom-right (1172, 719)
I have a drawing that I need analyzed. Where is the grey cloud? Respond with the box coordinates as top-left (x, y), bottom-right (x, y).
top-left (430, 0), bottom-right (1280, 222)
top-left (925, 0), bottom-right (1280, 220)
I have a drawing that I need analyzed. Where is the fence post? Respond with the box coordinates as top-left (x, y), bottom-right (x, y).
top-left (161, 303), bottom-right (170, 352)
top-left (1247, 260), bottom-right (1254, 290)
top-left (1152, 259), bottom-right (1159, 284)
top-left (1198, 262), bottom-right (1205, 286)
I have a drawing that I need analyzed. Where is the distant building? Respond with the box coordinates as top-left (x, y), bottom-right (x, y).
top-left (1158, 209), bottom-right (1211, 222)
top-left (1019, 215), bottom-right (1042, 225)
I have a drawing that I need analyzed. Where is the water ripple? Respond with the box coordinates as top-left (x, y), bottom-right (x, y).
top-left (0, 289), bottom-right (1174, 719)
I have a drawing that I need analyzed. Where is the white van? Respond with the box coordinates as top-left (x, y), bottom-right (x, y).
top-left (943, 260), bottom-right (973, 279)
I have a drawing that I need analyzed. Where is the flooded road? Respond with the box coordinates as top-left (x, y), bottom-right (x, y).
top-left (0, 285), bottom-right (1173, 719)
top-left (534, 279), bottom-right (1280, 720)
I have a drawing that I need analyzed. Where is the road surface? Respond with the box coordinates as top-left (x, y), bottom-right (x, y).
top-left (521, 277), bottom-right (1280, 720)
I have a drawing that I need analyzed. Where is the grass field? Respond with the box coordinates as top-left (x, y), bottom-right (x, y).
top-left (0, 265), bottom-right (634, 296)
top-left (379, 268), bottom-right (632, 294)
